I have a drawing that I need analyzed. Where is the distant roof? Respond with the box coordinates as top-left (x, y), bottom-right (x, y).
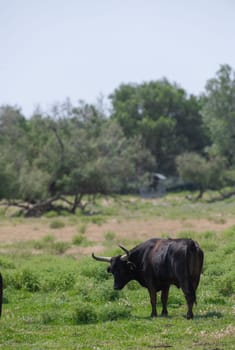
top-left (153, 173), bottom-right (167, 180)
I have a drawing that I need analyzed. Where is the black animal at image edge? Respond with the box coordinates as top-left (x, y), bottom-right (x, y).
top-left (0, 272), bottom-right (2, 317)
top-left (92, 238), bottom-right (204, 319)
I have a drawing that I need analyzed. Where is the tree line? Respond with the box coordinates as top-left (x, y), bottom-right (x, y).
top-left (0, 64), bottom-right (235, 216)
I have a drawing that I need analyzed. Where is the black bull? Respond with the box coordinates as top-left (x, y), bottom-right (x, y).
top-left (92, 238), bottom-right (204, 319)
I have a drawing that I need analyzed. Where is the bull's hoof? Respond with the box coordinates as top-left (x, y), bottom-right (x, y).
top-left (186, 313), bottom-right (194, 320)
top-left (161, 311), bottom-right (168, 317)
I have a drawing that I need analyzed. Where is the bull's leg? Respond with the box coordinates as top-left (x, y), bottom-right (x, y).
top-left (182, 287), bottom-right (195, 319)
top-left (161, 287), bottom-right (169, 316)
top-left (148, 288), bottom-right (157, 317)
top-left (185, 296), bottom-right (194, 319)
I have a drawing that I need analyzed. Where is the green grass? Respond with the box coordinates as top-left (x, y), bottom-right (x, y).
top-left (0, 194), bottom-right (235, 349)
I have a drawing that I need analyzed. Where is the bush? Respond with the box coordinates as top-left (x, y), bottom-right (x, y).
top-left (44, 211), bottom-right (59, 218)
top-left (32, 235), bottom-right (69, 254)
top-left (42, 234), bottom-right (55, 243)
top-left (72, 302), bottom-right (97, 324)
top-left (75, 277), bottom-right (95, 301)
top-left (42, 272), bottom-right (75, 292)
top-left (81, 263), bottom-right (110, 281)
top-left (104, 231), bottom-right (116, 241)
top-left (72, 234), bottom-right (85, 245)
top-left (126, 281), bottom-right (140, 290)
top-left (90, 216), bottom-right (105, 225)
top-left (51, 241), bottom-right (70, 254)
top-left (14, 269), bottom-right (40, 292)
top-left (0, 257), bottom-right (15, 269)
top-left (33, 235), bottom-right (55, 250)
top-left (93, 281), bottom-right (120, 302)
top-left (50, 220), bottom-right (65, 229)
top-left (223, 241), bottom-right (235, 255)
top-left (100, 303), bottom-right (132, 322)
top-left (78, 224), bottom-right (87, 234)
top-left (217, 275), bottom-right (235, 296)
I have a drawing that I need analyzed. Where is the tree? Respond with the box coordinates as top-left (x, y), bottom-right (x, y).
top-left (110, 80), bottom-right (208, 174)
top-left (0, 102), bottom-right (155, 216)
top-left (0, 105), bottom-right (29, 199)
top-left (176, 152), bottom-right (227, 199)
top-left (201, 64), bottom-right (235, 165)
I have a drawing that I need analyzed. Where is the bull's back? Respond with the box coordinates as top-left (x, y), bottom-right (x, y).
top-left (155, 239), bottom-right (203, 285)
top-left (131, 238), bottom-right (203, 290)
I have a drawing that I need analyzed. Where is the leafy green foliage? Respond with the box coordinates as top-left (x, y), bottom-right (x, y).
top-left (2, 65), bottom-right (235, 208)
top-left (176, 152), bottom-right (227, 196)
top-left (49, 220), bottom-right (65, 229)
top-left (202, 64), bottom-right (235, 164)
top-left (72, 302), bottom-right (97, 324)
top-left (0, 102), bottom-right (154, 216)
top-left (110, 80), bottom-right (208, 174)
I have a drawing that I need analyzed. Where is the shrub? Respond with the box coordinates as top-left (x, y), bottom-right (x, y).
top-left (217, 275), bottom-right (235, 296)
top-left (51, 241), bottom-right (70, 254)
top-left (223, 241), bottom-right (235, 255)
top-left (44, 211), bottom-right (59, 218)
top-left (49, 220), bottom-right (65, 229)
top-left (32, 240), bottom-right (44, 250)
top-left (33, 235), bottom-right (55, 249)
top-left (93, 281), bottom-right (120, 302)
top-left (90, 216), bottom-right (105, 225)
top-left (0, 257), bottom-right (15, 269)
top-left (2, 271), bottom-right (17, 289)
top-left (126, 281), bottom-right (140, 290)
top-left (42, 234), bottom-right (55, 243)
top-left (14, 269), bottom-right (40, 292)
top-left (100, 303), bottom-right (132, 322)
top-left (78, 224), bottom-right (87, 234)
top-left (72, 302), bottom-right (97, 324)
top-left (75, 277), bottom-right (95, 301)
top-left (104, 231), bottom-right (116, 241)
top-left (72, 234), bottom-right (85, 245)
top-left (81, 263), bottom-right (110, 281)
top-left (42, 272), bottom-right (75, 292)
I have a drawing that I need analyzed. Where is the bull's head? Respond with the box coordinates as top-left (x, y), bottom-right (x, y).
top-left (92, 245), bottom-right (136, 290)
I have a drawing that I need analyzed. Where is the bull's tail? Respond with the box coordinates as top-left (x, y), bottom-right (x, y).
top-left (0, 272), bottom-right (2, 318)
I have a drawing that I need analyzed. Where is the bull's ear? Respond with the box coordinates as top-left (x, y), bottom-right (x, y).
top-left (107, 266), bottom-right (111, 273)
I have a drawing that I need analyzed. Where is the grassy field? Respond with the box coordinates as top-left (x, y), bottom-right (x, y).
top-left (0, 194), bottom-right (234, 349)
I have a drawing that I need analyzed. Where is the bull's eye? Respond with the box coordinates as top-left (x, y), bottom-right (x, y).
top-left (107, 266), bottom-right (111, 273)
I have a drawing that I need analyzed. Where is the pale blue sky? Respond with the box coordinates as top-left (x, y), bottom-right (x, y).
top-left (0, 0), bottom-right (235, 117)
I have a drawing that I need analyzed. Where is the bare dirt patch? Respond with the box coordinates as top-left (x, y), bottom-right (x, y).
top-left (1, 217), bottom-right (235, 255)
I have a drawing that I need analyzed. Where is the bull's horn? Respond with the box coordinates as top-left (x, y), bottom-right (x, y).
top-left (118, 244), bottom-right (130, 256)
top-left (120, 254), bottom-right (128, 261)
top-left (92, 253), bottom-right (111, 263)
